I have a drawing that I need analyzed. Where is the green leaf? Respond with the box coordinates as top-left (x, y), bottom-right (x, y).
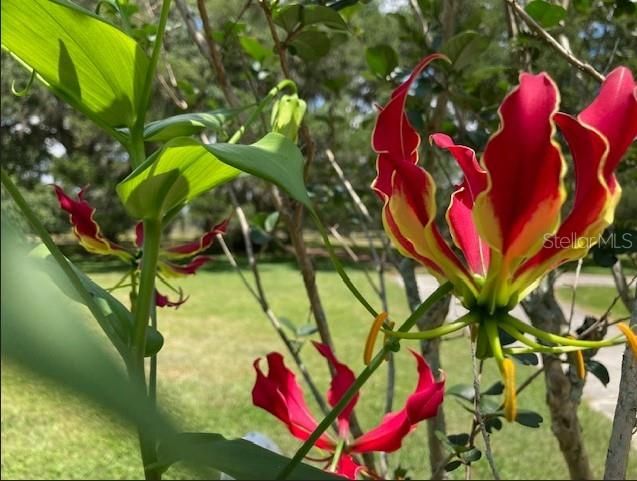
top-left (1, 0), bottom-right (149, 137)
top-left (447, 433), bottom-right (470, 447)
top-left (274, 4), bottom-right (348, 32)
top-left (143, 109), bottom-right (244, 142)
top-left (445, 460), bottom-right (462, 472)
top-left (515, 409), bottom-right (544, 428)
top-left (482, 381), bottom-right (504, 396)
top-left (264, 212), bottom-right (280, 233)
top-left (288, 30), bottom-right (331, 60)
top-left (239, 35), bottom-right (272, 62)
top-left (447, 383), bottom-right (475, 402)
top-left (442, 31), bottom-right (489, 71)
top-left (157, 433), bottom-right (342, 480)
top-left (511, 352), bottom-right (539, 366)
top-left (365, 44), bottom-right (398, 77)
top-left (296, 325), bottom-right (319, 337)
top-left (586, 359), bottom-right (610, 386)
top-left (460, 448), bottom-right (482, 464)
top-left (525, 0), bottom-right (567, 28)
top-left (116, 138), bottom-right (240, 220)
top-left (484, 416), bottom-right (503, 433)
top-left (29, 244), bottom-right (132, 349)
top-left (206, 133), bottom-right (311, 208)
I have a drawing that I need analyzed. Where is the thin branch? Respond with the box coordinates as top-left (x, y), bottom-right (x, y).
top-left (470, 344), bottom-right (500, 480)
top-left (506, 0), bottom-right (605, 82)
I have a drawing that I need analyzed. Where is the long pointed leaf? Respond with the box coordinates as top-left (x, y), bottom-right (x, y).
top-left (1, 0), bottom-right (149, 136)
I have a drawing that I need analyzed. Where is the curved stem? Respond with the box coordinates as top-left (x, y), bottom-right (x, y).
top-left (309, 208), bottom-right (378, 318)
top-left (275, 282), bottom-right (453, 480)
top-left (499, 322), bottom-right (583, 354)
top-left (505, 314), bottom-right (625, 349)
top-left (383, 314), bottom-right (475, 340)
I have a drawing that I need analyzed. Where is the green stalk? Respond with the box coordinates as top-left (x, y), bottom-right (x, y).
top-left (504, 314), bottom-right (625, 349)
top-left (485, 318), bottom-right (504, 363)
top-left (134, 0), bottom-right (173, 144)
top-left (384, 314), bottom-right (476, 340)
top-left (309, 208), bottom-right (378, 318)
top-left (327, 439), bottom-right (346, 473)
top-left (0, 168), bottom-right (127, 358)
top-left (276, 282), bottom-right (453, 480)
top-left (227, 79), bottom-right (297, 144)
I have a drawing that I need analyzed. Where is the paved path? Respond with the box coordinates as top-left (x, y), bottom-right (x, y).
top-left (396, 273), bottom-right (629, 432)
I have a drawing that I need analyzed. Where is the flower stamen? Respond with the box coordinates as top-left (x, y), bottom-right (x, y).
top-left (617, 322), bottom-right (637, 359)
top-left (502, 358), bottom-right (517, 422)
top-left (364, 311), bottom-right (388, 365)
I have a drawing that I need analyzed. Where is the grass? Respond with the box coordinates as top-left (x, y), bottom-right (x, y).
top-left (556, 285), bottom-right (630, 319)
top-left (2, 261), bottom-right (636, 480)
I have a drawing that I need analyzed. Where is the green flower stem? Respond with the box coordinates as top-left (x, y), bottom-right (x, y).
top-left (499, 322), bottom-right (579, 354)
top-left (227, 79), bottom-right (297, 145)
top-left (309, 208), bottom-right (378, 318)
top-left (0, 168), bottom-right (127, 358)
top-left (130, 218), bottom-right (162, 480)
top-left (134, 0), bottom-right (172, 144)
top-left (383, 314), bottom-right (476, 340)
top-left (327, 439), bottom-right (346, 473)
top-left (485, 318), bottom-right (505, 364)
top-left (276, 282), bottom-right (453, 480)
top-left (504, 314), bottom-right (625, 349)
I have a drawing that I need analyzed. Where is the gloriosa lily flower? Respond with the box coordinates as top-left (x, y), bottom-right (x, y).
top-left (54, 185), bottom-right (228, 307)
top-left (252, 341), bottom-right (444, 479)
top-left (372, 54), bottom-right (636, 420)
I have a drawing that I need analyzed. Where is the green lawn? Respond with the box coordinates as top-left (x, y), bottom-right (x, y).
top-left (556, 285), bottom-right (630, 318)
top-left (2, 262), bottom-right (635, 479)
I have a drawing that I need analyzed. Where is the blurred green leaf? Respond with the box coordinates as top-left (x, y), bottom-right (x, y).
top-left (447, 383), bottom-right (474, 402)
top-left (482, 381), bottom-right (504, 396)
top-left (1, 0), bottom-right (149, 136)
top-left (515, 409), bottom-right (544, 428)
top-left (157, 433), bottom-right (343, 480)
top-left (525, 0), bottom-right (567, 28)
top-left (264, 212), bottom-right (280, 233)
top-left (445, 460), bottom-right (462, 472)
top-left (442, 31), bottom-right (489, 71)
top-left (274, 4), bottom-right (348, 32)
top-left (143, 109), bottom-right (244, 142)
top-left (239, 35), bottom-right (272, 62)
top-left (288, 30), bottom-right (331, 60)
top-left (365, 44), bottom-right (398, 77)
top-left (460, 448), bottom-right (482, 463)
top-left (587, 359), bottom-right (610, 386)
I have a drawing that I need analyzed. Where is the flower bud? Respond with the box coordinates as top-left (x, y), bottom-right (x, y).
top-left (271, 94), bottom-right (306, 142)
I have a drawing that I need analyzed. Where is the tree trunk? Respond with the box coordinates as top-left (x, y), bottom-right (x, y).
top-left (522, 275), bottom-right (594, 480)
top-left (603, 291), bottom-right (637, 480)
top-left (397, 258), bottom-right (451, 479)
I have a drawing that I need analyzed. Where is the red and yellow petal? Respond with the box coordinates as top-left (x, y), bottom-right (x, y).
top-left (163, 219), bottom-right (229, 260)
top-left (473, 73), bottom-right (566, 308)
top-left (579, 66), bottom-right (637, 194)
top-left (431, 134), bottom-right (490, 276)
top-left (513, 113), bottom-right (611, 292)
top-left (158, 256), bottom-right (211, 278)
top-left (54, 185), bottom-right (132, 262)
top-left (385, 163), bottom-right (477, 300)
